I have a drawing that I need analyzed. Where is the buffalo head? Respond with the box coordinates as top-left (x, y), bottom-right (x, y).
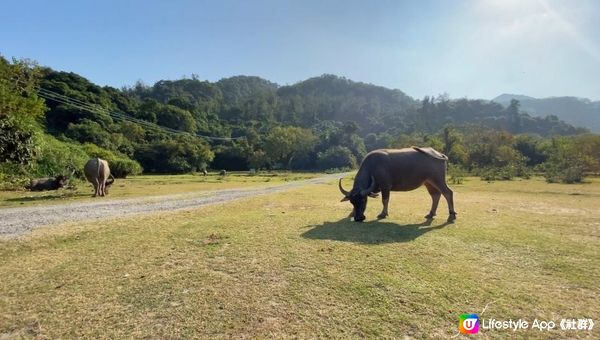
top-left (55, 175), bottom-right (69, 187)
top-left (339, 177), bottom-right (377, 222)
top-left (104, 174), bottom-right (115, 194)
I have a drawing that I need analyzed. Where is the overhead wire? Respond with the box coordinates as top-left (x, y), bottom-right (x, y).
top-left (36, 88), bottom-right (182, 134)
top-left (19, 80), bottom-right (244, 141)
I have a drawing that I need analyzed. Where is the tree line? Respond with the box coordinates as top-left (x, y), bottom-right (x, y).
top-left (1, 56), bottom-right (598, 189)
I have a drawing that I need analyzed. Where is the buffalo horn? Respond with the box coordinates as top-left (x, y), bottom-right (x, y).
top-left (338, 178), bottom-right (350, 197)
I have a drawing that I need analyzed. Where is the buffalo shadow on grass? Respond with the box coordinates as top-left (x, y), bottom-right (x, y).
top-left (5, 192), bottom-right (83, 203)
top-left (301, 217), bottom-right (453, 244)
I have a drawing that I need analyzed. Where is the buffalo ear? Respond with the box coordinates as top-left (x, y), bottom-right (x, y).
top-left (340, 196), bottom-right (350, 202)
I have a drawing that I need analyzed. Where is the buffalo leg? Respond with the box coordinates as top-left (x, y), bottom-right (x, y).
top-left (377, 189), bottom-right (390, 219)
top-left (99, 180), bottom-right (106, 197)
top-left (424, 182), bottom-right (441, 219)
top-left (429, 179), bottom-right (456, 221)
top-left (93, 179), bottom-right (99, 197)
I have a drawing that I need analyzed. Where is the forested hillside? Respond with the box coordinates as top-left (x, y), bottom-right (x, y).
top-left (1, 56), bottom-right (599, 187)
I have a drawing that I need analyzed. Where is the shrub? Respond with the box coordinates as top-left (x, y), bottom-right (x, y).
top-left (541, 137), bottom-right (590, 184)
top-left (109, 158), bottom-right (143, 178)
top-left (317, 146), bottom-right (357, 170)
top-left (0, 163), bottom-right (29, 190)
top-left (0, 117), bottom-right (38, 165)
top-left (65, 119), bottom-right (114, 150)
top-left (81, 143), bottom-right (143, 178)
top-left (543, 162), bottom-right (584, 184)
top-left (479, 166), bottom-right (518, 181)
top-left (34, 135), bottom-right (89, 178)
top-left (447, 164), bottom-right (467, 184)
top-left (134, 137), bottom-right (213, 174)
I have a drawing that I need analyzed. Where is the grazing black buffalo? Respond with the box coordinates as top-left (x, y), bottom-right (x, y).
top-left (339, 147), bottom-right (456, 222)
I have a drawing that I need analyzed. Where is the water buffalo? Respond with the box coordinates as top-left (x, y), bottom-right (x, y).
top-left (339, 147), bottom-right (456, 222)
top-left (26, 175), bottom-right (69, 191)
top-left (202, 169), bottom-right (208, 176)
top-left (219, 170), bottom-right (227, 176)
top-left (84, 158), bottom-right (115, 197)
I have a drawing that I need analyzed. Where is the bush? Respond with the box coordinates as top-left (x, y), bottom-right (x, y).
top-left (109, 158), bottom-right (143, 178)
top-left (0, 117), bottom-right (38, 165)
top-left (317, 146), bottom-right (357, 170)
top-left (479, 166), bottom-right (518, 181)
top-left (0, 163), bottom-right (29, 190)
top-left (448, 164), bottom-right (467, 184)
top-left (134, 137), bottom-right (213, 174)
top-left (34, 135), bottom-right (89, 178)
top-left (65, 119), bottom-right (114, 150)
top-left (82, 143), bottom-right (143, 178)
top-left (543, 162), bottom-right (584, 184)
top-left (0, 133), bottom-right (90, 189)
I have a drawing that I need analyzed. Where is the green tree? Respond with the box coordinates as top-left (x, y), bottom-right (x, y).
top-left (0, 57), bottom-right (45, 166)
top-left (65, 119), bottom-right (114, 149)
top-left (317, 146), bottom-right (357, 170)
top-left (134, 136), bottom-right (213, 173)
top-left (248, 150), bottom-right (268, 170)
top-left (264, 126), bottom-right (317, 169)
top-left (156, 104), bottom-right (196, 132)
top-left (506, 99), bottom-right (522, 133)
top-left (542, 136), bottom-right (596, 183)
top-left (211, 141), bottom-right (253, 171)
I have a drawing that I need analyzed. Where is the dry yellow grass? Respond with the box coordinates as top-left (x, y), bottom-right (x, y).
top-left (0, 176), bottom-right (598, 338)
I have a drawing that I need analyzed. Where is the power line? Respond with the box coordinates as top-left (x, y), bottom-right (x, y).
top-left (28, 83), bottom-right (244, 141)
top-left (36, 89), bottom-right (182, 135)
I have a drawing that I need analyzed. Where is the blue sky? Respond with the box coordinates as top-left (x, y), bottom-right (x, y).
top-left (2, 0), bottom-right (599, 100)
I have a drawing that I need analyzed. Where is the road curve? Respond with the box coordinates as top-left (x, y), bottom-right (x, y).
top-left (0, 173), bottom-right (343, 238)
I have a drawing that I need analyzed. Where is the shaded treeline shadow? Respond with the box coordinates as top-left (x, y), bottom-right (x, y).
top-left (301, 217), bottom-right (453, 244)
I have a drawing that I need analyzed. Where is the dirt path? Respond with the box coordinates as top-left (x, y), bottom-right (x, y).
top-left (0, 173), bottom-right (342, 238)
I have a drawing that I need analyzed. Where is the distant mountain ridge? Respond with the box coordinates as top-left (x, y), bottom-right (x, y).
top-left (492, 94), bottom-right (600, 132)
top-left (493, 94), bottom-right (537, 103)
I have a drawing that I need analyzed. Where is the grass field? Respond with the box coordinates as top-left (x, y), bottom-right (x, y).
top-left (0, 176), bottom-right (599, 338)
top-left (0, 172), bottom-right (319, 208)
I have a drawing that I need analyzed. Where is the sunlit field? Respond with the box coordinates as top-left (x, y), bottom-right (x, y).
top-left (0, 172), bottom-right (320, 208)
top-left (0, 176), bottom-right (598, 338)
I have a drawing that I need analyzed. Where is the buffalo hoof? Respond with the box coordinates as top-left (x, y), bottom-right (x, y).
top-left (447, 214), bottom-right (457, 222)
top-left (377, 213), bottom-right (388, 219)
top-left (424, 212), bottom-right (436, 219)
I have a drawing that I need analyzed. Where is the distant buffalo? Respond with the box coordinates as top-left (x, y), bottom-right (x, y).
top-left (219, 170), bottom-right (227, 176)
top-left (339, 147), bottom-right (456, 222)
top-left (202, 169), bottom-right (208, 176)
top-left (84, 158), bottom-right (115, 197)
top-left (26, 175), bottom-right (69, 191)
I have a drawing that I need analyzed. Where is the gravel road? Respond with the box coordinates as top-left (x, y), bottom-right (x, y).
top-left (0, 173), bottom-right (341, 238)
